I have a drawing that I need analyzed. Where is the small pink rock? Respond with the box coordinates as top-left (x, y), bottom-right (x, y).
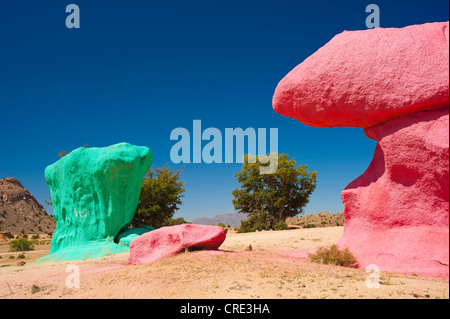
top-left (128, 224), bottom-right (226, 265)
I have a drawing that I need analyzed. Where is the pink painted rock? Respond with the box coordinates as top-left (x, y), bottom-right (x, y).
top-left (338, 108), bottom-right (449, 278)
top-left (273, 21), bottom-right (449, 128)
top-left (128, 224), bottom-right (226, 265)
top-left (272, 22), bottom-right (449, 278)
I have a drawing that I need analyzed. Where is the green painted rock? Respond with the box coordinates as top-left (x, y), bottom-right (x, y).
top-left (38, 143), bottom-right (152, 262)
top-left (116, 226), bottom-right (155, 247)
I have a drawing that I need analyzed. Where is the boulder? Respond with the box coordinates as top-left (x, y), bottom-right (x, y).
top-left (272, 21), bottom-right (449, 278)
top-left (273, 22), bottom-right (449, 128)
top-left (128, 224), bottom-right (226, 265)
top-left (116, 226), bottom-right (155, 247)
top-left (38, 142), bottom-right (152, 262)
top-left (338, 108), bottom-right (449, 277)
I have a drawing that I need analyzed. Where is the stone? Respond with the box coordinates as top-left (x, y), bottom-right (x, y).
top-left (272, 22), bottom-right (449, 278)
top-left (38, 142), bottom-right (152, 262)
top-left (128, 224), bottom-right (226, 265)
top-left (273, 21), bottom-right (449, 128)
top-left (115, 226), bottom-right (155, 247)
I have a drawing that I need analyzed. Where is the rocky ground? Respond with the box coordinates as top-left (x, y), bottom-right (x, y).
top-left (0, 226), bottom-right (448, 299)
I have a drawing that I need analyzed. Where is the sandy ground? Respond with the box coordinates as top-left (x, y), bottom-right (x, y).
top-left (0, 226), bottom-right (448, 299)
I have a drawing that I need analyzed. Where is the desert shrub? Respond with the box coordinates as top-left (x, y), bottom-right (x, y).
top-left (308, 244), bottom-right (357, 267)
top-left (31, 284), bottom-right (40, 294)
top-left (303, 223), bottom-right (316, 229)
top-left (17, 253), bottom-right (25, 259)
top-left (21, 233), bottom-right (28, 239)
top-left (9, 238), bottom-right (35, 252)
top-left (31, 234), bottom-right (39, 240)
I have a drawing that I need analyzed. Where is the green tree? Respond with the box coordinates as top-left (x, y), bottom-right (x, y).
top-left (233, 153), bottom-right (317, 232)
top-left (132, 166), bottom-right (185, 228)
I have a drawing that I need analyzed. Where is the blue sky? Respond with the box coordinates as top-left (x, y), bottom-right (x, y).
top-left (0, 0), bottom-right (448, 221)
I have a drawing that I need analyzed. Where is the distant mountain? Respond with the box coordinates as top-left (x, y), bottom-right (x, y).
top-left (191, 212), bottom-right (248, 227)
top-left (0, 177), bottom-right (55, 235)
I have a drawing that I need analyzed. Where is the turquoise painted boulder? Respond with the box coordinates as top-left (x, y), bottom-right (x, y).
top-left (116, 226), bottom-right (155, 247)
top-left (38, 142), bottom-right (152, 262)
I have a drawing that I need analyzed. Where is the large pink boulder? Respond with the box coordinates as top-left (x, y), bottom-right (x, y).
top-left (272, 21), bottom-right (449, 278)
top-left (273, 22), bottom-right (449, 128)
top-left (128, 224), bottom-right (226, 265)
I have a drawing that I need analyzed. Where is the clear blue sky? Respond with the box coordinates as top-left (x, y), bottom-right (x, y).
top-left (0, 0), bottom-right (448, 221)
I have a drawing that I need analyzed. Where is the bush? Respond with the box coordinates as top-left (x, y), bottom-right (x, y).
top-left (303, 223), bottom-right (316, 229)
top-left (237, 212), bottom-right (270, 233)
top-left (31, 284), bottom-right (40, 294)
top-left (165, 217), bottom-right (190, 226)
top-left (308, 244), bottom-right (357, 267)
top-left (9, 238), bottom-right (35, 252)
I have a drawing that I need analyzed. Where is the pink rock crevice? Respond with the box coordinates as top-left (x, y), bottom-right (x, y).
top-left (273, 21), bottom-right (449, 278)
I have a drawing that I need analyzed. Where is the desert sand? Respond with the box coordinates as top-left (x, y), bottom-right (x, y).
top-left (0, 226), bottom-right (448, 299)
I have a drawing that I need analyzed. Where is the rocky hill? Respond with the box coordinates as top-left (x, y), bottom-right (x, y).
top-left (0, 177), bottom-right (55, 235)
top-left (192, 212), bottom-right (248, 227)
top-left (286, 212), bottom-right (344, 228)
